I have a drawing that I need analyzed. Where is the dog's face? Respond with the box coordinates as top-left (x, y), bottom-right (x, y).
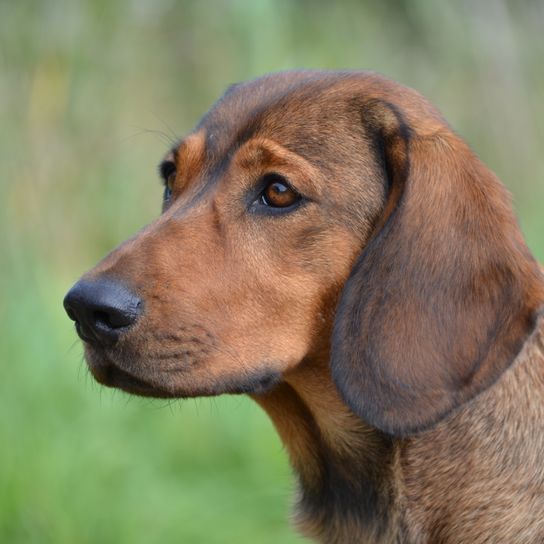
top-left (64, 72), bottom-right (385, 399)
top-left (65, 71), bottom-right (543, 436)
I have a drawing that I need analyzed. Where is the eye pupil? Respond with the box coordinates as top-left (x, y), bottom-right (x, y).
top-left (261, 178), bottom-right (299, 208)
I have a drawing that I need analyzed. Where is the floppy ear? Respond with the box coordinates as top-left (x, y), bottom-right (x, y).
top-left (331, 99), bottom-right (544, 437)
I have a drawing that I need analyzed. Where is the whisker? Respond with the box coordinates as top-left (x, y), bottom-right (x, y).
top-left (151, 112), bottom-right (180, 146)
top-left (124, 126), bottom-right (176, 147)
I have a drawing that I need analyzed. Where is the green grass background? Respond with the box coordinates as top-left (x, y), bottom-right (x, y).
top-left (1, 1), bottom-right (543, 542)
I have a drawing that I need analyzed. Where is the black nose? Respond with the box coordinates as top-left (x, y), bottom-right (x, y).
top-left (63, 278), bottom-right (142, 345)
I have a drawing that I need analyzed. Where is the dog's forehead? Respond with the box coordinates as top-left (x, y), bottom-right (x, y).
top-left (169, 70), bottom-right (445, 199)
top-left (189, 70), bottom-right (444, 163)
top-left (200, 71), bottom-right (343, 127)
top-left (193, 71), bottom-right (358, 159)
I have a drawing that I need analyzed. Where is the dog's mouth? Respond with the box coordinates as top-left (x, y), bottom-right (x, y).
top-left (93, 363), bottom-right (174, 397)
top-left (83, 343), bottom-right (283, 399)
top-left (87, 352), bottom-right (176, 398)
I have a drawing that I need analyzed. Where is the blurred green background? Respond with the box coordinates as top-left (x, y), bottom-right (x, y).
top-left (1, 1), bottom-right (543, 542)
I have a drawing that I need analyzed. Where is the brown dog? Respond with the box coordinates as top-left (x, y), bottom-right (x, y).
top-left (64, 71), bottom-right (544, 543)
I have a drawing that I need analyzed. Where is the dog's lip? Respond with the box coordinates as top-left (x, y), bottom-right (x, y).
top-left (105, 366), bottom-right (176, 397)
top-left (84, 345), bottom-right (284, 399)
top-left (87, 355), bottom-right (175, 398)
top-left (91, 362), bottom-right (282, 398)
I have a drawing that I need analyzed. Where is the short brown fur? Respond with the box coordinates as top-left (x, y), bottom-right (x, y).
top-left (68, 71), bottom-right (544, 543)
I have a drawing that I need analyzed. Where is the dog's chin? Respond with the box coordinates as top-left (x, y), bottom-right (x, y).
top-left (83, 345), bottom-right (283, 399)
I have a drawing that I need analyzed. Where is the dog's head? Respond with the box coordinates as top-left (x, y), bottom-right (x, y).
top-left (64, 71), bottom-right (544, 436)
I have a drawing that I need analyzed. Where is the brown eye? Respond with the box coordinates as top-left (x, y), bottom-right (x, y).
top-left (260, 177), bottom-right (300, 208)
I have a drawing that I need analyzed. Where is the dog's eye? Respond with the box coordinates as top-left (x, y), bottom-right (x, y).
top-left (159, 159), bottom-right (177, 203)
top-left (259, 175), bottom-right (301, 209)
top-left (163, 172), bottom-right (175, 201)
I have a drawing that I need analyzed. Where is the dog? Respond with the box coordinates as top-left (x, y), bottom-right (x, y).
top-left (64, 71), bottom-right (544, 543)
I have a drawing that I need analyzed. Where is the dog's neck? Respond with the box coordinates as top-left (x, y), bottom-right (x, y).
top-left (252, 354), bottom-right (401, 543)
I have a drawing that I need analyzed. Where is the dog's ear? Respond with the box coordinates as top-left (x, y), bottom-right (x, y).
top-left (331, 99), bottom-right (544, 437)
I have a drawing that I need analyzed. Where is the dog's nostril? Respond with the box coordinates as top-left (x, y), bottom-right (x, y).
top-left (94, 310), bottom-right (114, 329)
top-left (93, 307), bottom-right (136, 330)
